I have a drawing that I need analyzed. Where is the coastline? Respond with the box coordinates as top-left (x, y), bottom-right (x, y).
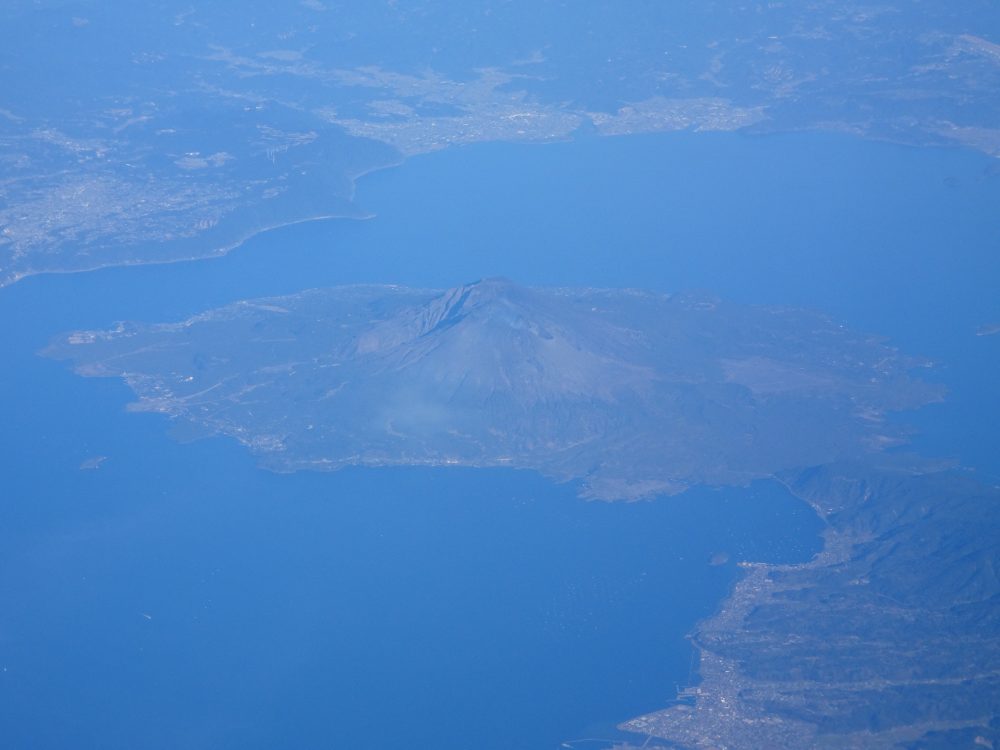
top-left (5, 117), bottom-right (1000, 292)
top-left (618, 465), bottom-right (1000, 749)
top-left (1, 211), bottom-right (380, 290)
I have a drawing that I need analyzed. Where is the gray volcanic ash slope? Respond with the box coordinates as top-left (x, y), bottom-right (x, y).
top-left (46, 279), bottom-right (941, 499)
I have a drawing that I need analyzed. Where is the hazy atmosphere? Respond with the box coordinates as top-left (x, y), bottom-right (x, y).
top-left (2, 3), bottom-right (999, 749)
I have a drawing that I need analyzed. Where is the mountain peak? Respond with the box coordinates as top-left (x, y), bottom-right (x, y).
top-left (47, 283), bottom-right (943, 500)
top-left (437, 276), bottom-right (530, 316)
top-left (467, 275), bottom-right (517, 291)
top-left (355, 277), bottom-right (544, 354)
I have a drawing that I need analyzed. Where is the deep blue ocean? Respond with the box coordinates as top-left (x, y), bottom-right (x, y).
top-left (1, 130), bottom-right (998, 749)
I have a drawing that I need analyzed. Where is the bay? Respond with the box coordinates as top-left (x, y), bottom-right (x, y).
top-left (0, 332), bottom-right (820, 749)
top-left (1, 127), bottom-right (997, 748)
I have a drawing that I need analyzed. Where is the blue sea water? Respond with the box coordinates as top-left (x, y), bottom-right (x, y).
top-left (1, 129), bottom-right (998, 749)
top-left (0, 334), bottom-right (818, 750)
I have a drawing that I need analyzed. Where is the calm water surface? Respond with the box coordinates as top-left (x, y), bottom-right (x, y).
top-left (1, 129), bottom-right (997, 748)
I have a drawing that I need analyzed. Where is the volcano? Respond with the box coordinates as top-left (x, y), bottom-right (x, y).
top-left (47, 279), bottom-right (941, 499)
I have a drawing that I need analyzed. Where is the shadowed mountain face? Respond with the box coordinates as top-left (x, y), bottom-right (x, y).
top-left (46, 279), bottom-right (942, 499)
